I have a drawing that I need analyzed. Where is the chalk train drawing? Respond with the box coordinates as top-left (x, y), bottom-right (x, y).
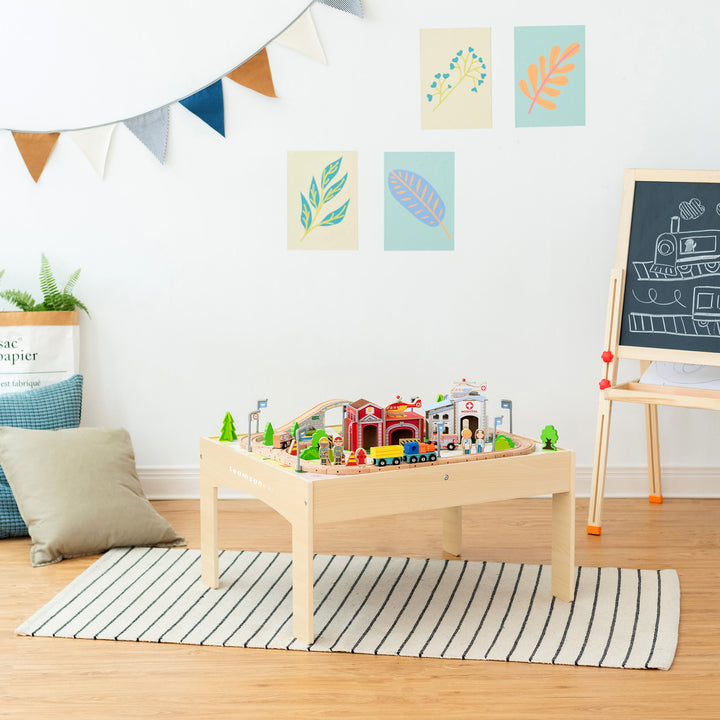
top-left (628, 213), bottom-right (720, 338)
top-left (678, 198), bottom-right (705, 220)
top-left (633, 215), bottom-right (720, 280)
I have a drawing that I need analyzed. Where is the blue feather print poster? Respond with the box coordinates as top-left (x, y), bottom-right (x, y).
top-left (384, 152), bottom-right (454, 251)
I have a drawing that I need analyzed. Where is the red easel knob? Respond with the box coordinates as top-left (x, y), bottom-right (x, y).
top-left (598, 379), bottom-right (611, 390)
top-left (601, 351), bottom-right (614, 363)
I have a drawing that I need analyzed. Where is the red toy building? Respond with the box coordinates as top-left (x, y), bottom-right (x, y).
top-left (344, 396), bottom-right (425, 451)
top-left (383, 397), bottom-right (425, 445)
top-left (344, 399), bottom-right (384, 451)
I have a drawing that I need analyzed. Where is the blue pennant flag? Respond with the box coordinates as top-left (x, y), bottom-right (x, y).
top-left (179, 80), bottom-right (225, 137)
top-left (124, 107), bottom-right (169, 163)
top-left (317, 0), bottom-right (363, 18)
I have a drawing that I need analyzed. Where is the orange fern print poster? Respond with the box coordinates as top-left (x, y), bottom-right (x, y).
top-left (514, 25), bottom-right (585, 127)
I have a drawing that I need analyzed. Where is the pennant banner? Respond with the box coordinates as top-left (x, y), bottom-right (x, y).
top-left (273, 8), bottom-right (327, 64)
top-left (179, 80), bottom-right (225, 136)
top-left (124, 107), bottom-right (170, 164)
top-left (4, 0), bottom-right (365, 180)
top-left (67, 125), bottom-right (116, 177)
top-left (12, 132), bottom-right (60, 182)
top-left (226, 48), bottom-right (277, 97)
top-left (318, 0), bottom-right (363, 17)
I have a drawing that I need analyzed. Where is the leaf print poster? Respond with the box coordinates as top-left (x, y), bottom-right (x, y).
top-left (384, 152), bottom-right (454, 251)
top-left (420, 28), bottom-right (492, 130)
top-left (514, 25), bottom-right (585, 128)
top-left (287, 151), bottom-right (358, 250)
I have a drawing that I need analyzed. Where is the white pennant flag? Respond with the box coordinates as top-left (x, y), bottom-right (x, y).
top-left (273, 8), bottom-right (326, 64)
top-left (67, 125), bottom-right (116, 178)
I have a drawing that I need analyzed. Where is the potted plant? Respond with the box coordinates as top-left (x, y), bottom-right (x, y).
top-left (0, 255), bottom-right (89, 393)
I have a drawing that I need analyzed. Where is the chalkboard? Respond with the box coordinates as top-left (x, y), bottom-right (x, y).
top-left (617, 171), bottom-right (720, 363)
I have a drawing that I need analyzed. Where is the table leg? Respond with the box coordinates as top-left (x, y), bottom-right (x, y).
top-left (442, 506), bottom-right (462, 556)
top-left (292, 505), bottom-right (315, 644)
top-left (551, 490), bottom-right (575, 602)
top-left (200, 479), bottom-right (219, 589)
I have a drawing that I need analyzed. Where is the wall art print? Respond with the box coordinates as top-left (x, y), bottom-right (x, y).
top-left (384, 152), bottom-right (454, 251)
top-left (420, 28), bottom-right (492, 130)
top-left (514, 25), bottom-right (585, 128)
top-left (287, 151), bottom-right (358, 250)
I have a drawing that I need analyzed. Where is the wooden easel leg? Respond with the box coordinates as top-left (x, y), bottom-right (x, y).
top-left (645, 404), bottom-right (663, 503)
top-left (587, 398), bottom-right (612, 535)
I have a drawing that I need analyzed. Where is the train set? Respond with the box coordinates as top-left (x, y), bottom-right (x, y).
top-left (225, 382), bottom-right (546, 475)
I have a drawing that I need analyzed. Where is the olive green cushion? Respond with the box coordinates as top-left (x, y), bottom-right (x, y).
top-left (0, 426), bottom-right (185, 566)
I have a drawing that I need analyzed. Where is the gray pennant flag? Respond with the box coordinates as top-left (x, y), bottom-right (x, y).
top-left (317, 0), bottom-right (363, 18)
top-left (124, 107), bottom-right (169, 163)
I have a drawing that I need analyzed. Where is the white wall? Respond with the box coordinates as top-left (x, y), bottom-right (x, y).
top-left (1, 0), bottom-right (719, 495)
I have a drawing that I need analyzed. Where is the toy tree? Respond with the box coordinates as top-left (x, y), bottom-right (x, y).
top-left (289, 421), bottom-right (299, 439)
top-left (494, 434), bottom-right (516, 451)
top-left (263, 421), bottom-right (274, 446)
top-left (219, 412), bottom-right (237, 442)
top-left (300, 428), bottom-right (329, 461)
top-left (540, 425), bottom-right (558, 451)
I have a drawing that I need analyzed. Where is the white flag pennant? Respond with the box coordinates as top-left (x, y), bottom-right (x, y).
top-left (273, 8), bottom-right (326, 64)
top-left (67, 125), bottom-right (117, 178)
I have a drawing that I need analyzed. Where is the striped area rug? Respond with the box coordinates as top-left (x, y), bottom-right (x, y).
top-left (16, 547), bottom-right (680, 670)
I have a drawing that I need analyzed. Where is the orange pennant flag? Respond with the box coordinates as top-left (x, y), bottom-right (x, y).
top-left (12, 132), bottom-right (60, 182)
top-left (226, 48), bottom-right (277, 98)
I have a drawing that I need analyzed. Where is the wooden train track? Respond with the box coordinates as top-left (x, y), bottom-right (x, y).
top-left (246, 432), bottom-right (537, 475)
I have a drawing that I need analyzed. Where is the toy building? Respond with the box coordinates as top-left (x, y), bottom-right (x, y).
top-left (424, 379), bottom-right (488, 438)
top-left (343, 397), bottom-right (426, 451)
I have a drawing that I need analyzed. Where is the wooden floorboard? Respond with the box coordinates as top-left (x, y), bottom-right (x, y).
top-left (2, 497), bottom-right (719, 719)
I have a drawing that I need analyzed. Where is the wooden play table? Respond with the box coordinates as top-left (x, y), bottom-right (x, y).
top-left (200, 437), bottom-right (575, 644)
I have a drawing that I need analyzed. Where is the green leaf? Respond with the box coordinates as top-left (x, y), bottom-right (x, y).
top-left (309, 177), bottom-right (320, 209)
top-left (321, 157), bottom-right (342, 189)
top-left (63, 268), bottom-right (81, 295)
top-left (300, 193), bottom-right (312, 230)
top-left (322, 173), bottom-right (347, 204)
top-left (0, 290), bottom-right (37, 312)
top-left (318, 199), bottom-right (349, 227)
top-left (39, 253), bottom-right (60, 301)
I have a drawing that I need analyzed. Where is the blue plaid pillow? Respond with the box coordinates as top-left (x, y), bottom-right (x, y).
top-left (0, 375), bottom-right (83, 538)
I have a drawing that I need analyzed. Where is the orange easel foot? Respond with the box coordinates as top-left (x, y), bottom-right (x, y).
top-left (587, 525), bottom-right (602, 536)
top-left (649, 495), bottom-right (663, 504)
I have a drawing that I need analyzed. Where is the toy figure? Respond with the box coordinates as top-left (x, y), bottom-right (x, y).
top-left (333, 435), bottom-right (344, 465)
top-left (461, 428), bottom-right (473, 455)
top-left (475, 428), bottom-right (485, 454)
top-left (319, 436), bottom-right (331, 465)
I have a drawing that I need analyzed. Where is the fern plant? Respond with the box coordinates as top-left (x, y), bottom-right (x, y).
top-left (0, 254), bottom-right (90, 316)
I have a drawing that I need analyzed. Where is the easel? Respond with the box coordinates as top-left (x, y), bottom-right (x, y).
top-left (588, 169), bottom-right (720, 535)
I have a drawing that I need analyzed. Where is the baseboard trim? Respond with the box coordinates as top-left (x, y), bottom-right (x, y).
top-left (138, 465), bottom-right (720, 500)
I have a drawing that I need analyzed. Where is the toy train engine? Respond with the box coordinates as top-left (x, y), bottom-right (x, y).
top-left (651, 216), bottom-right (720, 278)
top-left (369, 440), bottom-right (437, 467)
top-left (272, 431), bottom-right (292, 450)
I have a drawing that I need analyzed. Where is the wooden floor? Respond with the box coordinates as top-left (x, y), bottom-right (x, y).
top-left (2, 497), bottom-right (719, 719)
